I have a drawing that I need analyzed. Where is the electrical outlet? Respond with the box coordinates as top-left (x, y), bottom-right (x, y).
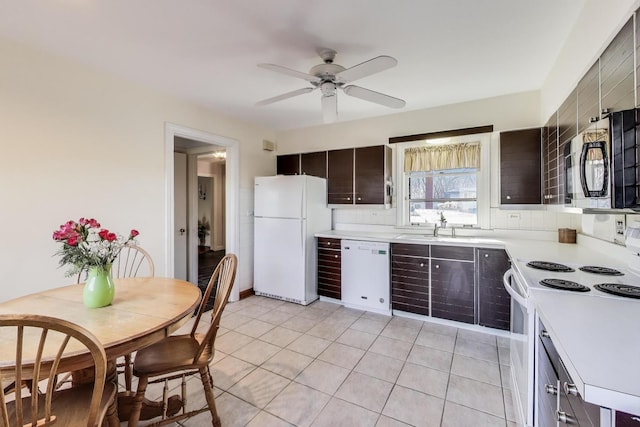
top-left (508, 213), bottom-right (521, 220)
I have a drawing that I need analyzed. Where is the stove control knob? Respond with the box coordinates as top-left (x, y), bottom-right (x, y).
top-left (545, 384), bottom-right (558, 395)
top-left (556, 411), bottom-right (574, 424)
top-left (563, 382), bottom-right (579, 396)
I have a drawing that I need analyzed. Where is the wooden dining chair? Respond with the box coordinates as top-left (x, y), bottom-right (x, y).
top-left (72, 244), bottom-right (154, 393)
top-left (0, 314), bottom-right (116, 427)
top-left (127, 253), bottom-right (237, 427)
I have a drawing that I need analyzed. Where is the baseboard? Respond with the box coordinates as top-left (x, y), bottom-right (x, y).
top-left (239, 288), bottom-right (254, 300)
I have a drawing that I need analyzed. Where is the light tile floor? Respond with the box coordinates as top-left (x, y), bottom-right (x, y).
top-left (126, 295), bottom-right (520, 427)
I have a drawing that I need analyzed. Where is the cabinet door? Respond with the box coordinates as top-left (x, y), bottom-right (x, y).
top-left (601, 18), bottom-right (634, 114)
top-left (477, 249), bottom-right (511, 330)
top-left (277, 154), bottom-right (300, 175)
top-left (327, 149), bottom-right (354, 204)
top-left (354, 145), bottom-right (389, 204)
top-left (391, 243), bottom-right (429, 316)
top-left (500, 128), bottom-right (542, 204)
top-left (537, 335), bottom-right (560, 427)
top-left (611, 108), bottom-right (639, 209)
top-left (577, 62), bottom-right (600, 133)
top-left (430, 259), bottom-right (475, 324)
top-left (544, 112), bottom-right (560, 204)
top-left (317, 238), bottom-right (341, 299)
top-left (301, 151), bottom-right (327, 178)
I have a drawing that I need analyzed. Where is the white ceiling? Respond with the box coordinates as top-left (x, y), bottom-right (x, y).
top-left (0, 0), bottom-right (586, 130)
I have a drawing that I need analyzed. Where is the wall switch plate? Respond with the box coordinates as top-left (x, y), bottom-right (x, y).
top-left (508, 213), bottom-right (521, 220)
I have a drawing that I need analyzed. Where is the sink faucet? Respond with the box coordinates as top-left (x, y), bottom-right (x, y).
top-left (433, 223), bottom-right (441, 237)
top-left (433, 222), bottom-right (455, 237)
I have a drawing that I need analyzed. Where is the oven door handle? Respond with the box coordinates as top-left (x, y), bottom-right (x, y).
top-left (503, 269), bottom-right (527, 308)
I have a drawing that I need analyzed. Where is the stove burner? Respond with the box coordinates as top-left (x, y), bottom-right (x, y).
top-left (539, 279), bottom-right (590, 292)
top-left (594, 283), bottom-right (640, 299)
top-left (579, 266), bottom-right (623, 276)
top-left (527, 261), bottom-right (575, 272)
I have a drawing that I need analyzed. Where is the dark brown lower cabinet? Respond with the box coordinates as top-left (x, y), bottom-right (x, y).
top-left (538, 320), bottom-right (601, 427)
top-left (317, 238), bottom-right (341, 300)
top-left (391, 243), bottom-right (430, 316)
top-left (477, 248), bottom-right (511, 330)
top-left (430, 258), bottom-right (475, 324)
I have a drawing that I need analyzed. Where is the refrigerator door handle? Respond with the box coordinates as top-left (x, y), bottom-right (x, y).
top-left (301, 220), bottom-right (304, 250)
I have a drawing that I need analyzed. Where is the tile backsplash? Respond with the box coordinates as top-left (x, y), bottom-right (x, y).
top-left (332, 207), bottom-right (582, 231)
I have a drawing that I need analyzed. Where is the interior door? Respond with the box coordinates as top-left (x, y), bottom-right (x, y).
top-left (174, 152), bottom-right (188, 280)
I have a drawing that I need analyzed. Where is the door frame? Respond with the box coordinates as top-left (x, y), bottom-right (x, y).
top-left (165, 123), bottom-right (240, 301)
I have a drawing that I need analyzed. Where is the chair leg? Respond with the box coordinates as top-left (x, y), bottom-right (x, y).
top-left (199, 366), bottom-right (221, 427)
top-left (124, 353), bottom-right (133, 392)
top-left (128, 374), bottom-right (149, 427)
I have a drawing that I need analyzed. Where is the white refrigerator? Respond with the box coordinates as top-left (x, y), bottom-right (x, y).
top-left (253, 175), bottom-right (331, 305)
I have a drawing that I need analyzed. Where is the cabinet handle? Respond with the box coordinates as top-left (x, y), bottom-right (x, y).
top-left (631, 416), bottom-right (640, 422)
top-left (434, 264), bottom-right (440, 269)
top-left (334, 254), bottom-right (338, 259)
top-left (484, 253), bottom-right (489, 258)
top-left (506, 195), bottom-right (511, 200)
top-left (563, 382), bottom-right (578, 396)
top-left (556, 411), bottom-right (574, 424)
top-left (589, 117), bottom-right (598, 123)
top-left (601, 108), bottom-right (610, 116)
top-left (540, 330), bottom-right (550, 338)
top-left (327, 242), bottom-right (331, 246)
top-left (347, 197), bottom-right (351, 201)
top-left (419, 263), bottom-right (424, 267)
top-left (357, 197), bottom-right (362, 201)
top-left (545, 384), bottom-right (558, 395)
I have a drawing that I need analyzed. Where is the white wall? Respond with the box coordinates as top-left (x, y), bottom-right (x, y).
top-left (0, 37), bottom-right (275, 301)
top-left (276, 91), bottom-right (541, 153)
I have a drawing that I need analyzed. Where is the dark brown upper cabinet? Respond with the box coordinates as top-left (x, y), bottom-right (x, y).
top-left (543, 112), bottom-right (560, 205)
top-left (577, 62), bottom-right (600, 133)
top-left (500, 128), bottom-right (542, 204)
top-left (328, 145), bottom-right (392, 205)
top-left (276, 154), bottom-right (300, 175)
top-left (601, 18), bottom-right (634, 115)
top-left (327, 148), bottom-right (355, 204)
top-left (354, 145), bottom-right (392, 205)
top-left (300, 151), bottom-right (327, 178)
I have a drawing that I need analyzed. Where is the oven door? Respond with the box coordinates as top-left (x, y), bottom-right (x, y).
top-left (503, 269), bottom-right (534, 426)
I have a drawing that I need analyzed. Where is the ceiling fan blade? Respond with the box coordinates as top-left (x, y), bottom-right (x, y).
top-left (258, 63), bottom-right (321, 83)
top-left (342, 85), bottom-right (406, 108)
top-left (255, 87), bottom-right (315, 106)
top-left (335, 55), bottom-right (398, 83)
top-left (322, 94), bottom-right (337, 123)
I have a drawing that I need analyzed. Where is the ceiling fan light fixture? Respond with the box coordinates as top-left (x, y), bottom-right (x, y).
top-left (322, 94), bottom-right (337, 123)
top-left (320, 81), bottom-right (336, 96)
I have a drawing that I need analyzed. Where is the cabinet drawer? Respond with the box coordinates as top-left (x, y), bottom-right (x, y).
top-left (431, 245), bottom-right (474, 261)
top-left (558, 359), bottom-right (601, 427)
top-left (391, 243), bottom-right (430, 257)
top-left (318, 249), bottom-right (341, 266)
top-left (318, 237), bottom-right (341, 249)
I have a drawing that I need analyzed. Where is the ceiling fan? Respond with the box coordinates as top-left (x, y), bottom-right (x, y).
top-left (256, 48), bottom-right (406, 123)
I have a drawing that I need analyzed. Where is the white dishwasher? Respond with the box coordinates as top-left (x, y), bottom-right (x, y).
top-left (341, 240), bottom-right (391, 315)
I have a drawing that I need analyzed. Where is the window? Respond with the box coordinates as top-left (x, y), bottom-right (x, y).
top-left (396, 135), bottom-right (490, 228)
top-left (408, 168), bottom-right (478, 225)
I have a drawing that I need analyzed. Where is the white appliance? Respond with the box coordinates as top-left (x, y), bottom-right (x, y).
top-left (341, 240), bottom-right (391, 315)
top-left (503, 269), bottom-right (535, 427)
top-left (253, 175), bottom-right (331, 305)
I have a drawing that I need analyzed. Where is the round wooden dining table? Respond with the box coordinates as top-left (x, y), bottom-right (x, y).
top-left (0, 277), bottom-right (201, 426)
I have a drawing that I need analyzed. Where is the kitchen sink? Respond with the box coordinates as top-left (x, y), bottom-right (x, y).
top-left (394, 234), bottom-right (438, 241)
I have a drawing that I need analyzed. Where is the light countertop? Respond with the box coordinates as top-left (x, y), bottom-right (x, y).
top-left (317, 229), bottom-right (640, 413)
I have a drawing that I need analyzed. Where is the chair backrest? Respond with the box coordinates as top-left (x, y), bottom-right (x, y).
top-left (112, 245), bottom-right (154, 279)
top-left (191, 253), bottom-right (237, 363)
top-left (76, 245), bottom-right (154, 284)
top-left (0, 314), bottom-right (108, 427)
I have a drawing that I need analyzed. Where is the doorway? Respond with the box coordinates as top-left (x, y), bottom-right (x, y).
top-left (165, 123), bottom-right (240, 302)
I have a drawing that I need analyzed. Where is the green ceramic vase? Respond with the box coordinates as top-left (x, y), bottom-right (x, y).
top-left (83, 265), bottom-right (115, 308)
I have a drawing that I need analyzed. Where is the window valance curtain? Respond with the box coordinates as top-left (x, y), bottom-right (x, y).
top-left (404, 143), bottom-right (480, 172)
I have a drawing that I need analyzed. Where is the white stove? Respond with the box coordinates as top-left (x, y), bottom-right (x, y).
top-left (512, 258), bottom-right (640, 300)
